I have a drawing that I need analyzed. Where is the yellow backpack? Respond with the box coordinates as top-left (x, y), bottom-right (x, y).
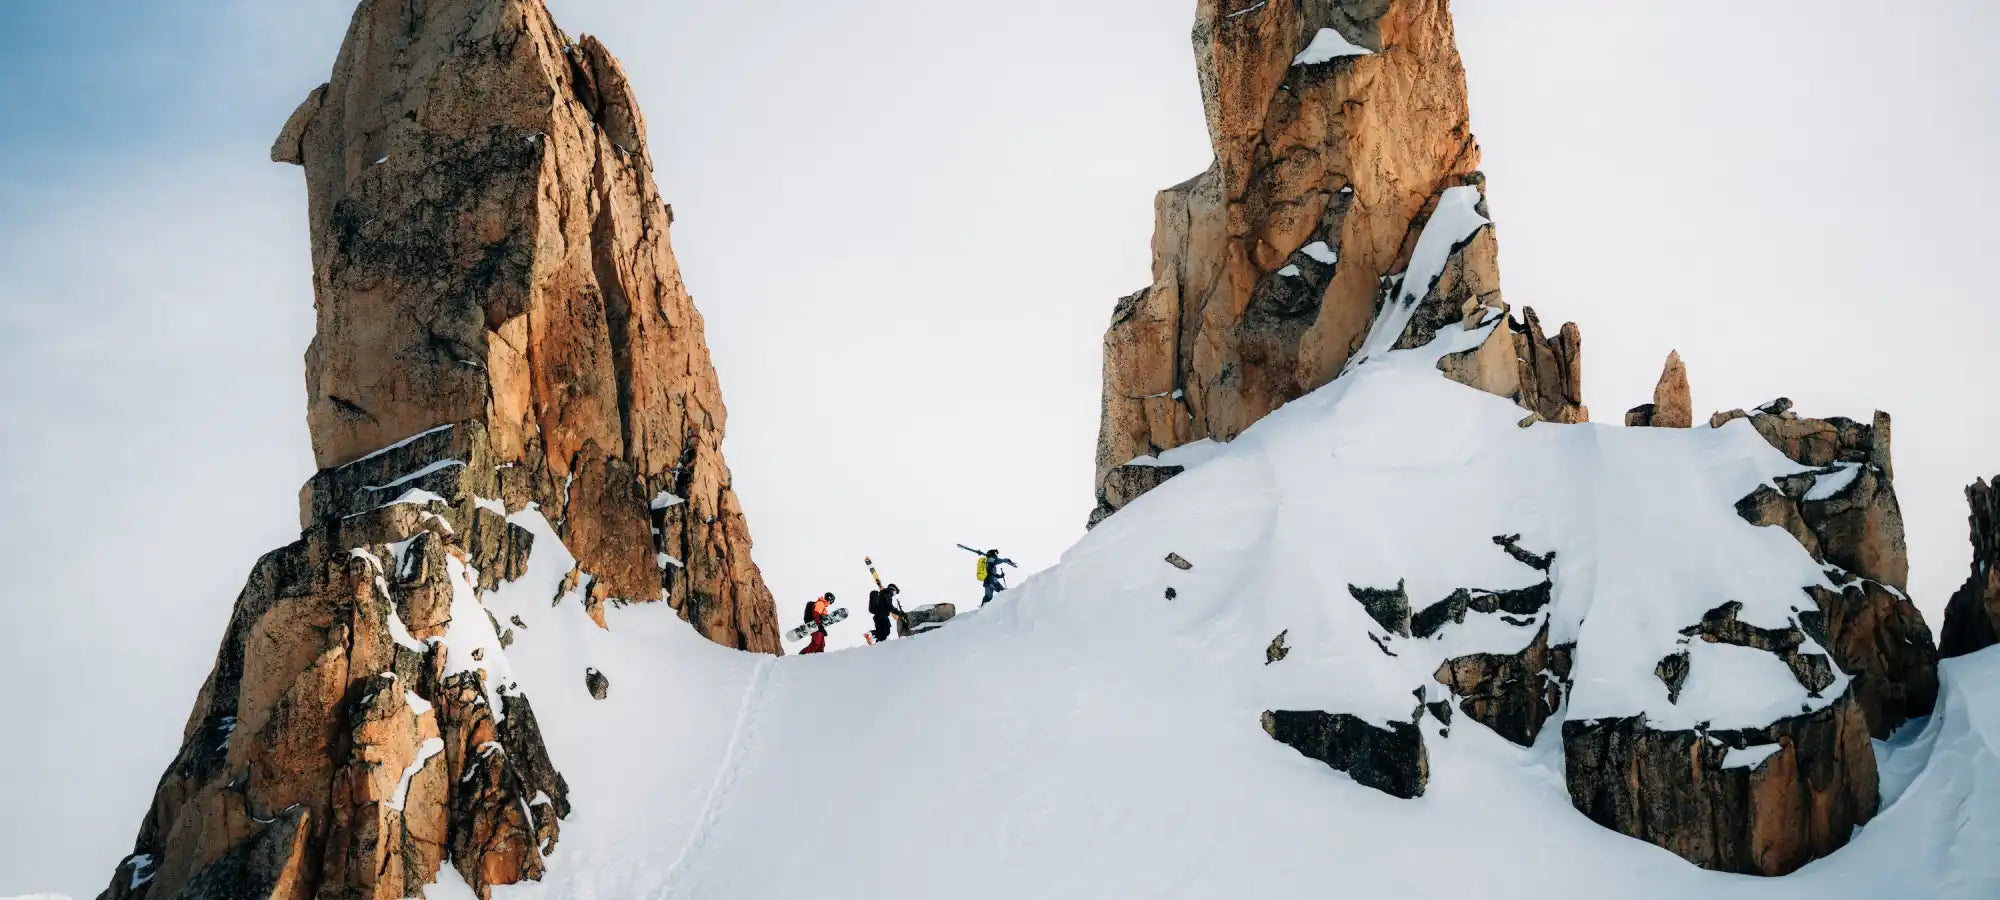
top-left (975, 557), bottom-right (990, 582)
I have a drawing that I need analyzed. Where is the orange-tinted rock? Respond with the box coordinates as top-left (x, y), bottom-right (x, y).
top-left (1650, 351), bottom-right (1692, 428)
top-left (1092, 0), bottom-right (1583, 525)
top-left (100, 500), bottom-right (571, 900)
top-left (1725, 404), bottom-right (1938, 739)
top-left (101, 1), bottom-right (774, 897)
top-left (279, 0), bottom-right (777, 653)
top-left (1563, 693), bottom-right (1878, 877)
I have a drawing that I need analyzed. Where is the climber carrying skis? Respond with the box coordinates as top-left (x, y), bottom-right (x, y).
top-left (800, 592), bottom-right (835, 654)
top-left (868, 583), bottom-right (903, 643)
top-left (957, 545), bottom-right (1016, 606)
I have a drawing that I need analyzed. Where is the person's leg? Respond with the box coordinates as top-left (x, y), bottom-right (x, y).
top-left (803, 631), bottom-right (826, 654)
top-left (982, 579), bottom-right (996, 605)
top-left (872, 615), bottom-right (891, 642)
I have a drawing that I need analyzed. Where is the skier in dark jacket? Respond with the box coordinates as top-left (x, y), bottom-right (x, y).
top-left (800, 592), bottom-right (835, 654)
top-left (868, 584), bottom-right (903, 643)
top-left (980, 549), bottom-right (1015, 606)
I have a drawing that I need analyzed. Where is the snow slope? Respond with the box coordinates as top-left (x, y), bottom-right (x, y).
top-left (447, 325), bottom-right (1999, 899)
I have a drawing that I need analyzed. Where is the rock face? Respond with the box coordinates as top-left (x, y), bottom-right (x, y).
top-left (101, 2), bottom-right (778, 897)
top-left (1716, 401), bottom-right (1938, 738)
top-left (275, 0), bottom-right (778, 651)
top-left (1564, 694), bottom-right (1878, 877)
top-left (1433, 623), bottom-right (1570, 747)
top-left (1941, 476), bottom-right (2000, 658)
top-left (1090, 0), bottom-right (1585, 527)
top-left (103, 496), bottom-right (570, 900)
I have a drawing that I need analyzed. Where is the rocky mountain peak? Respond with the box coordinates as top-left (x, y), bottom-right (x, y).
top-left (1092, 0), bottom-right (1586, 527)
top-left (274, 0), bottom-right (774, 649)
top-left (97, 2), bottom-right (778, 897)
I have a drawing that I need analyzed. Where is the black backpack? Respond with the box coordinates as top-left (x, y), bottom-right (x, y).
top-left (869, 589), bottom-right (890, 616)
top-left (802, 600), bottom-right (817, 625)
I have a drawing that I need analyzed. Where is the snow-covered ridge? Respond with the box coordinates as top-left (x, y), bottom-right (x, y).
top-left (353, 287), bottom-right (1984, 898)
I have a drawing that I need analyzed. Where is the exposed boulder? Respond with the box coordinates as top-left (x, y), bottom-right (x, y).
top-left (1563, 693), bottom-right (1877, 877)
top-left (1090, 0), bottom-right (1585, 525)
top-left (1261, 711), bottom-right (1428, 799)
top-left (585, 668), bottom-right (610, 700)
top-left (1649, 351), bottom-right (1692, 428)
top-left (1265, 630), bottom-right (1291, 665)
top-left (896, 603), bottom-right (958, 638)
top-left (1433, 623), bottom-right (1571, 746)
top-left (1348, 580), bottom-right (1412, 637)
top-left (1941, 476), bottom-right (2000, 658)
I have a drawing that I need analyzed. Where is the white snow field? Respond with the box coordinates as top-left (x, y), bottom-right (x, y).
top-left (447, 312), bottom-right (2000, 900)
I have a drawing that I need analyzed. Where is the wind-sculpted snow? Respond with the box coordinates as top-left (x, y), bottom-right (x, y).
top-left (431, 320), bottom-right (1999, 898)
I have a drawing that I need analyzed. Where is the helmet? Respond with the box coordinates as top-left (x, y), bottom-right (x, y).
top-left (823, 592), bottom-right (835, 602)
top-left (986, 549), bottom-right (999, 557)
top-left (886, 583), bottom-right (899, 593)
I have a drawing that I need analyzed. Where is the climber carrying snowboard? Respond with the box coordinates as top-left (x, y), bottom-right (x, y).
top-left (799, 592), bottom-right (836, 654)
top-left (868, 583), bottom-right (904, 643)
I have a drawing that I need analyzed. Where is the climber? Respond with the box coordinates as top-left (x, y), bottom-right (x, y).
top-left (800, 592), bottom-right (835, 654)
top-left (979, 549), bottom-right (1015, 606)
top-left (868, 583), bottom-right (904, 643)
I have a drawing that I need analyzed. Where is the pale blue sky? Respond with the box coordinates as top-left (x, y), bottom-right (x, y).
top-left (3, 2), bottom-right (1998, 896)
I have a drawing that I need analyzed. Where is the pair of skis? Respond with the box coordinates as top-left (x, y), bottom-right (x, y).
top-left (861, 555), bottom-right (907, 644)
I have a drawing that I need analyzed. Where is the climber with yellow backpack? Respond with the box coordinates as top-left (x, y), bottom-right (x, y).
top-left (957, 544), bottom-right (1016, 606)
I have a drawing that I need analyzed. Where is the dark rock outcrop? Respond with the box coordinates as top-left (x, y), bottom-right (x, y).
top-left (1262, 711), bottom-right (1428, 799)
top-left (1433, 623), bottom-right (1571, 746)
top-left (1348, 581), bottom-right (1412, 637)
top-left (1940, 476), bottom-right (2000, 658)
top-left (1678, 601), bottom-right (1833, 697)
